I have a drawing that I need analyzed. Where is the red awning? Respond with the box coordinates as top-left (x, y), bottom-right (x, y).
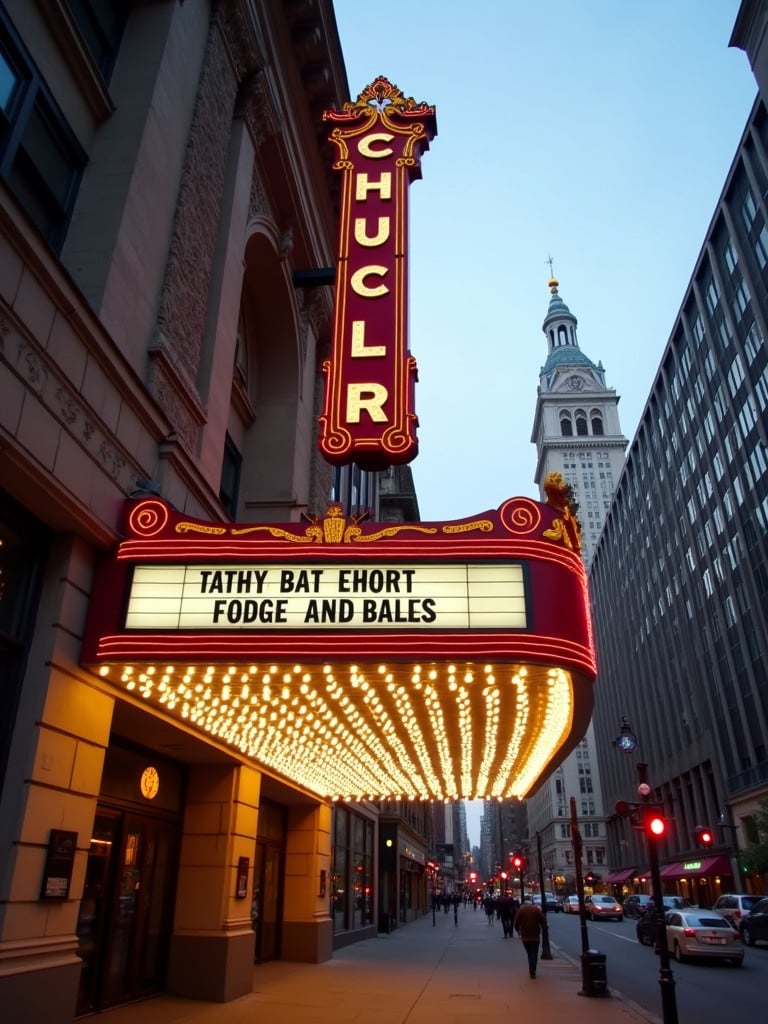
top-left (605, 867), bottom-right (637, 884)
top-left (660, 855), bottom-right (732, 879)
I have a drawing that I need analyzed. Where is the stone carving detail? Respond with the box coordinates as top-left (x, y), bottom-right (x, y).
top-left (56, 386), bottom-right (78, 425)
top-left (249, 175), bottom-right (271, 221)
top-left (2, 313), bottom-right (141, 489)
top-left (305, 288), bottom-right (332, 339)
top-left (19, 339), bottom-right (48, 394)
top-left (152, 22), bottom-right (238, 443)
top-left (146, 358), bottom-right (199, 454)
top-left (219, 0), bottom-right (264, 82)
top-left (242, 73), bottom-right (283, 147)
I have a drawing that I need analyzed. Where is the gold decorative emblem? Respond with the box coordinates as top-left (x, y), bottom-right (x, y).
top-left (335, 76), bottom-right (432, 122)
top-left (542, 472), bottom-right (582, 555)
top-left (140, 766), bottom-right (159, 800)
top-left (442, 520), bottom-right (494, 535)
top-left (176, 522), bottom-right (227, 535)
top-left (230, 505), bottom-right (436, 544)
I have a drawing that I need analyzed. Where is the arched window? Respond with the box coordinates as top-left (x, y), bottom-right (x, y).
top-left (591, 411), bottom-right (604, 435)
top-left (557, 325), bottom-right (568, 346)
top-left (575, 409), bottom-right (588, 436)
top-left (560, 412), bottom-right (573, 436)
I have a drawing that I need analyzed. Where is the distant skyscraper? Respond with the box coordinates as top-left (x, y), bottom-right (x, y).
top-left (526, 278), bottom-right (628, 892)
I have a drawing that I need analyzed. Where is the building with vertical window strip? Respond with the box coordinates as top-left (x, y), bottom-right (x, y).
top-left (590, 13), bottom-right (768, 903)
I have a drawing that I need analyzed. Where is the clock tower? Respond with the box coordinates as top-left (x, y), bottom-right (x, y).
top-left (531, 277), bottom-right (628, 564)
top-left (526, 275), bottom-right (629, 900)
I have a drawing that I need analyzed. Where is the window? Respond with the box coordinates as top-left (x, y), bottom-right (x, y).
top-left (742, 189), bottom-right (758, 232)
top-left (706, 278), bottom-right (720, 315)
top-left (0, 11), bottom-right (87, 251)
top-left (219, 434), bottom-right (242, 517)
top-left (560, 412), bottom-right (573, 436)
top-left (723, 239), bottom-right (738, 274)
top-left (732, 278), bottom-right (751, 321)
top-left (62, 0), bottom-right (130, 81)
top-left (728, 354), bottom-right (745, 396)
top-left (756, 224), bottom-right (768, 270)
top-left (575, 410), bottom-right (588, 436)
top-left (591, 411), bottom-right (604, 435)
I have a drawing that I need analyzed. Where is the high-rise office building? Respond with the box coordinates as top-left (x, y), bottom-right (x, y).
top-left (590, 6), bottom-right (768, 903)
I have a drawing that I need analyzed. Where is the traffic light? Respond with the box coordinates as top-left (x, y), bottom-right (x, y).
top-left (694, 825), bottom-right (714, 848)
top-left (645, 811), bottom-right (666, 838)
top-left (510, 851), bottom-right (526, 872)
top-left (615, 799), bottom-right (643, 830)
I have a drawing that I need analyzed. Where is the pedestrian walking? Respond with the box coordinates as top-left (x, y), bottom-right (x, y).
top-left (498, 894), bottom-right (515, 937)
top-left (514, 899), bottom-right (545, 978)
top-left (483, 895), bottom-right (495, 924)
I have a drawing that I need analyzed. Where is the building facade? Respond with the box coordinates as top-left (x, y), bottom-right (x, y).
top-left (0, 2), bottom-right (410, 1020)
top-left (590, 16), bottom-right (768, 904)
top-left (525, 280), bottom-right (628, 895)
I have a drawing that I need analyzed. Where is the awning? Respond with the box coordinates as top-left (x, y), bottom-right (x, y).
top-left (660, 855), bottom-right (732, 879)
top-left (605, 867), bottom-right (637, 884)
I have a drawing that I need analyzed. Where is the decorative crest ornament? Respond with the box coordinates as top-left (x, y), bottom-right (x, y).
top-left (542, 472), bottom-right (583, 555)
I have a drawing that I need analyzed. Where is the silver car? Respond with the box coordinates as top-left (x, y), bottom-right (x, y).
top-left (665, 910), bottom-right (743, 965)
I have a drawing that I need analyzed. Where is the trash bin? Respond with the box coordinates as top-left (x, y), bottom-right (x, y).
top-left (580, 950), bottom-right (608, 996)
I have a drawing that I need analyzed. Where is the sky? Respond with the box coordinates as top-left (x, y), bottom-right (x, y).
top-left (331, 1), bottom-right (757, 850)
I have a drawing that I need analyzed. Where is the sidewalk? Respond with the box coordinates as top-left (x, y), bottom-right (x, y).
top-left (102, 906), bottom-right (660, 1024)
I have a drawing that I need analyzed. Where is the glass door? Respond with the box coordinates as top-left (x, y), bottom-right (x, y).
top-left (75, 808), bottom-right (178, 1012)
top-left (252, 800), bottom-right (286, 963)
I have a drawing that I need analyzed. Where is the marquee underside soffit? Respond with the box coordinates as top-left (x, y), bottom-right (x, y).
top-left (95, 658), bottom-right (579, 802)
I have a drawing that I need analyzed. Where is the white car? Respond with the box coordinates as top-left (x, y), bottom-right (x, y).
top-left (711, 893), bottom-right (763, 927)
top-left (665, 910), bottom-right (743, 965)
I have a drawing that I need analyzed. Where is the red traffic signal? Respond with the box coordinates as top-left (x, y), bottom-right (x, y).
top-left (646, 813), bottom-right (666, 838)
top-left (694, 825), bottom-right (714, 848)
top-left (510, 851), bottom-right (526, 871)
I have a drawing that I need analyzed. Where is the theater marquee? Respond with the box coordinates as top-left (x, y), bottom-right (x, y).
top-left (125, 562), bottom-right (526, 630)
top-left (318, 77), bottom-right (436, 469)
top-left (82, 493), bottom-right (595, 803)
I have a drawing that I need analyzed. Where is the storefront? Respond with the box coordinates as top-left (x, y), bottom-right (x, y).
top-left (660, 855), bottom-right (734, 907)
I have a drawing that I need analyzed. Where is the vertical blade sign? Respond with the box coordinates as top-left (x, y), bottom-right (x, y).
top-left (320, 78), bottom-right (436, 470)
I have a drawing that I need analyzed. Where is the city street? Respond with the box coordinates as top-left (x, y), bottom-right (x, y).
top-left (547, 910), bottom-right (767, 1024)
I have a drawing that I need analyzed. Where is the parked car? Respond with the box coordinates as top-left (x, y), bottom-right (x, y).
top-left (564, 895), bottom-right (581, 914)
top-left (636, 909), bottom-right (661, 946)
top-left (542, 892), bottom-right (561, 912)
top-left (623, 894), bottom-right (654, 918)
top-left (712, 893), bottom-right (763, 927)
top-left (585, 894), bottom-right (624, 921)
top-left (665, 910), bottom-right (743, 965)
top-left (738, 896), bottom-right (768, 947)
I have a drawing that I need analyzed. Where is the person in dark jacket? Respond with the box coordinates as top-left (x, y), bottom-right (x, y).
top-left (498, 895), bottom-right (516, 937)
top-left (514, 900), bottom-right (545, 978)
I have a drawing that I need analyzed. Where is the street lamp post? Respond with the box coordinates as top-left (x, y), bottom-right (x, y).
top-left (536, 831), bottom-right (553, 960)
top-left (637, 762), bottom-right (678, 1024)
top-left (428, 860), bottom-right (439, 926)
top-left (614, 719), bottom-right (678, 1024)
